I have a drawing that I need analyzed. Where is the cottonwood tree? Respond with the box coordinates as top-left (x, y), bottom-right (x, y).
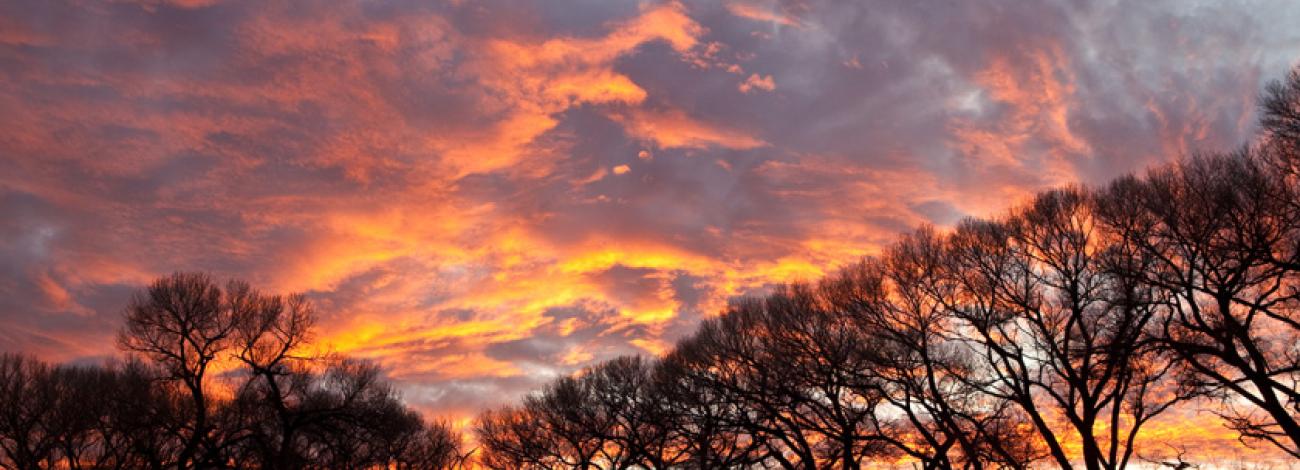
top-left (472, 66), bottom-right (1300, 470)
top-left (228, 285), bottom-right (318, 468)
top-left (118, 273), bottom-right (243, 469)
top-left (0, 354), bottom-right (61, 470)
top-left (289, 359), bottom-right (450, 469)
top-left (584, 356), bottom-right (688, 468)
top-left (672, 303), bottom-right (825, 469)
top-left (821, 238), bottom-right (1038, 470)
top-left (476, 405), bottom-right (554, 469)
top-left (45, 364), bottom-right (131, 470)
top-left (94, 359), bottom-right (185, 470)
top-left (477, 369), bottom-right (630, 469)
top-left (1096, 153), bottom-right (1300, 458)
top-left (670, 290), bottom-right (895, 470)
top-left (0, 355), bottom-right (188, 470)
top-left (762, 286), bottom-right (895, 469)
top-left (390, 419), bottom-right (472, 470)
top-left (938, 188), bottom-right (1188, 470)
top-left (652, 350), bottom-right (766, 468)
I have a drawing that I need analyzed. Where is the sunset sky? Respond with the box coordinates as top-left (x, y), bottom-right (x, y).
top-left (3, 0), bottom-right (1300, 453)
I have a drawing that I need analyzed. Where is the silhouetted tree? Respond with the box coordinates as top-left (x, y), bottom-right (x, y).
top-left (584, 356), bottom-right (687, 468)
top-left (936, 188), bottom-right (1191, 470)
top-left (476, 404), bottom-right (559, 469)
top-left (389, 419), bottom-right (471, 470)
top-left (1261, 67), bottom-right (1300, 173)
top-left (118, 273), bottom-right (243, 469)
top-left (669, 290), bottom-right (898, 470)
top-left (671, 303), bottom-right (822, 469)
top-left (0, 354), bottom-right (60, 470)
top-left (653, 350), bottom-right (765, 468)
top-left (3, 272), bottom-right (467, 470)
top-left (822, 242), bottom-right (1038, 470)
top-left (763, 286), bottom-right (895, 469)
top-left (0, 355), bottom-right (191, 470)
top-left (1096, 152), bottom-right (1300, 458)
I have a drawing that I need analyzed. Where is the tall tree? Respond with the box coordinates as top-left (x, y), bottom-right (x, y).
top-left (821, 239), bottom-right (1038, 470)
top-left (118, 273), bottom-right (242, 470)
top-left (1097, 153), bottom-right (1300, 458)
top-left (938, 188), bottom-right (1188, 470)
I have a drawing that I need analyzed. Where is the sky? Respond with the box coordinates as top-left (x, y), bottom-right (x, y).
top-left (2, 0), bottom-right (1300, 457)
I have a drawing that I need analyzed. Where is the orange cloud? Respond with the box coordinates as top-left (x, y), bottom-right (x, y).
top-left (609, 107), bottom-right (767, 149)
top-left (739, 73), bottom-right (776, 93)
top-left (725, 1), bottom-right (802, 28)
top-left (442, 1), bottom-right (705, 176)
top-left (950, 44), bottom-right (1090, 189)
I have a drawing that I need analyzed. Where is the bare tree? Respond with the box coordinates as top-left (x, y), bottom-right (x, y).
top-left (1, 273), bottom-right (465, 470)
top-left (1096, 153), bottom-right (1300, 458)
top-left (669, 289), bottom-right (897, 470)
top-left (0, 354), bottom-right (61, 470)
top-left (476, 404), bottom-right (557, 469)
top-left (228, 286), bottom-right (318, 469)
top-left (0, 355), bottom-right (187, 470)
top-left (670, 301), bottom-right (822, 470)
top-left (46, 364), bottom-right (124, 470)
top-left (96, 359), bottom-right (184, 470)
top-left (534, 374), bottom-right (621, 469)
top-left (118, 272), bottom-right (243, 470)
top-left (1260, 67), bottom-right (1300, 174)
top-left (763, 285), bottom-right (895, 469)
top-left (390, 419), bottom-right (472, 470)
top-left (466, 67), bottom-right (1300, 469)
top-left (821, 238), bottom-right (1038, 470)
top-left (936, 188), bottom-right (1189, 470)
top-left (584, 356), bottom-right (688, 469)
top-left (652, 350), bottom-right (765, 469)
top-left (296, 359), bottom-right (420, 469)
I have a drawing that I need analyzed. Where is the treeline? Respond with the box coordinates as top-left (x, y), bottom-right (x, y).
top-left (473, 69), bottom-right (1300, 469)
top-left (0, 273), bottom-right (470, 470)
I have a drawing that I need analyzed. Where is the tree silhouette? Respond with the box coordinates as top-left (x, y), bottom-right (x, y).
top-left (1096, 153), bottom-right (1300, 458)
top-left (1, 273), bottom-right (468, 470)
